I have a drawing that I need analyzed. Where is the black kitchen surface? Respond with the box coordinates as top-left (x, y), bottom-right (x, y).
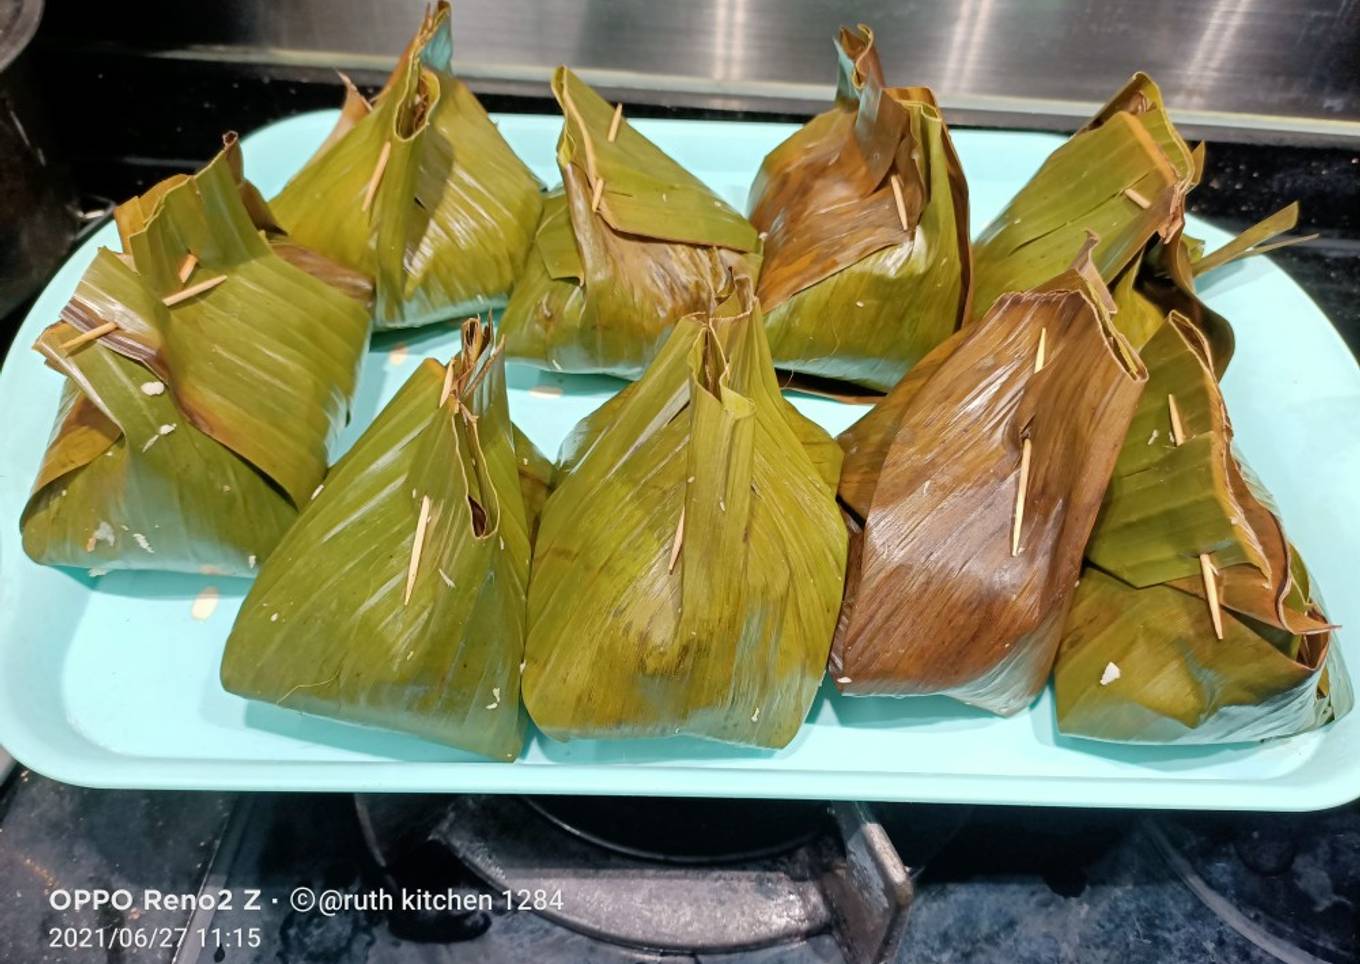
top-left (1, 766), bottom-right (1357, 962)
top-left (2, 42), bottom-right (1360, 357)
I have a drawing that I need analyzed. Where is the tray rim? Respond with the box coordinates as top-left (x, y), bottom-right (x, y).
top-left (2, 110), bottom-right (1358, 810)
top-left (5, 728), bottom-right (1359, 811)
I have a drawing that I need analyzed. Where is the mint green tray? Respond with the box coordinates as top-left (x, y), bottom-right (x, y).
top-left (2, 112), bottom-right (1357, 808)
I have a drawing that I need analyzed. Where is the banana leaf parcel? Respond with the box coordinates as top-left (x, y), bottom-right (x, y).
top-left (21, 138), bottom-right (371, 576)
top-left (221, 321), bottom-right (545, 761)
top-left (1055, 313), bottom-right (1351, 743)
top-left (971, 73), bottom-right (1197, 323)
top-left (833, 248), bottom-right (1147, 714)
top-left (271, 2), bottom-right (544, 330)
top-left (747, 25), bottom-right (971, 392)
top-left (522, 280), bottom-right (847, 746)
top-left (501, 67), bottom-right (762, 379)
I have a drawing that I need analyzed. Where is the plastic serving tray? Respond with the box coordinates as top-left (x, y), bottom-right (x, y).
top-left (2, 111), bottom-right (1358, 809)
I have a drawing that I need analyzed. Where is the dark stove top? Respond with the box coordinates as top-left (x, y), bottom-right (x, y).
top-left (2, 769), bottom-right (1356, 963)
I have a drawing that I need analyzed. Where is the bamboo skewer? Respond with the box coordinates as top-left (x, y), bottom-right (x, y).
top-left (404, 494), bottom-right (433, 606)
top-left (1166, 392), bottom-right (1223, 638)
top-left (1009, 329), bottom-right (1049, 556)
top-left (361, 141), bottom-right (392, 213)
top-left (607, 102), bottom-right (623, 142)
top-left (162, 274), bottom-right (227, 307)
top-left (889, 174), bottom-right (909, 232)
top-left (177, 253), bottom-right (198, 283)
top-left (59, 321), bottom-right (119, 353)
top-left (1011, 437), bottom-right (1032, 557)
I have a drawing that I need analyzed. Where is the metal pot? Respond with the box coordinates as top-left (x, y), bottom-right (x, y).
top-left (1, 0), bottom-right (76, 321)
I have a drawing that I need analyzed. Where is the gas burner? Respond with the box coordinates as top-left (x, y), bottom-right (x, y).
top-left (1149, 806), bottom-right (1360, 963)
top-left (523, 795), bottom-right (827, 863)
top-left (356, 795), bottom-right (919, 962)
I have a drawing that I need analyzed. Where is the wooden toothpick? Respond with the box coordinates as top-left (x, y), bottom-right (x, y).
top-left (59, 321), bottom-right (119, 353)
top-left (607, 102), bottom-right (624, 142)
top-left (1166, 393), bottom-right (1186, 446)
top-left (1034, 328), bottom-right (1047, 374)
top-left (668, 506), bottom-right (686, 573)
top-left (1200, 553), bottom-right (1224, 639)
top-left (404, 494), bottom-right (432, 606)
top-left (1124, 187), bottom-right (1151, 209)
top-left (1011, 437), bottom-right (1032, 557)
top-left (177, 253), bottom-right (198, 284)
top-left (889, 174), bottom-right (909, 232)
top-left (439, 359), bottom-right (456, 407)
top-left (361, 141), bottom-right (392, 213)
top-left (1166, 394), bottom-right (1223, 638)
top-left (162, 274), bottom-right (226, 307)
top-left (590, 176), bottom-right (605, 212)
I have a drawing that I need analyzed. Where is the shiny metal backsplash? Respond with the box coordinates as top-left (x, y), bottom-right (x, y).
top-left (54, 0), bottom-right (1360, 142)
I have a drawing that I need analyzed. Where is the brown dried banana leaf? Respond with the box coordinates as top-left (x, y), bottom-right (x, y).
top-left (1116, 201), bottom-right (1310, 377)
top-left (832, 251), bottom-right (1146, 714)
top-left (747, 25), bottom-right (971, 392)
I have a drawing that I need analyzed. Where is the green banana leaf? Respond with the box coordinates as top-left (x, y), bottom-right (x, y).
top-left (747, 25), bottom-right (971, 392)
top-left (1087, 316), bottom-right (1266, 586)
top-left (499, 191), bottom-right (585, 374)
top-left (111, 138), bottom-right (375, 304)
top-left (21, 139), bottom-right (371, 575)
top-left (1059, 313), bottom-right (1348, 743)
top-left (1112, 202), bottom-right (1309, 378)
top-left (833, 246), bottom-right (1146, 714)
top-left (1108, 250), bottom-right (1168, 353)
top-left (271, 2), bottom-right (544, 330)
top-left (1190, 201), bottom-right (1314, 278)
top-left (971, 74), bottom-right (1195, 324)
top-left (221, 321), bottom-right (543, 760)
top-left (501, 67), bottom-right (762, 379)
top-left (522, 279), bottom-right (846, 746)
top-left (1055, 570), bottom-right (1350, 744)
top-left (512, 424), bottom-right (554, 543)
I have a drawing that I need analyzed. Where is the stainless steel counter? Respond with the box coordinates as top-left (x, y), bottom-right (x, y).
top-left (54, 0), bottom-right (1360, 144)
